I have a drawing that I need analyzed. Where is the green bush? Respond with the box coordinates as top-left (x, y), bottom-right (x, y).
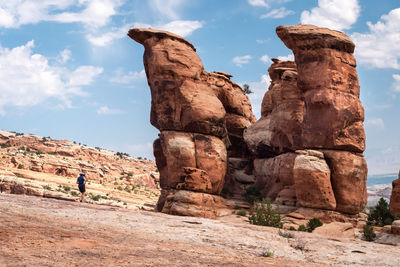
top-left (306, 218), bottom-right (323, 232)
top-left (70, 191), bottom-right (78, 196)
top-left (17, 164), bottom-right (23, 169)
top-left (298, 225), bottom-right (307, 232)
top-left (90, 194), bottom-right (101, 201)
top-left (249, 198), bottom-right (282, 228)
top-left (289, 226), bottom-right (296, 231)
top-left (368, 198), bottom-right (397, 226)
top-left (363, 224), bottom-right (376, 242)
top-left (261, 250), bottom-right (273, 257)
top-left (244, 185), bottom-right (262, 203)
top-left (236, 210), bottom-right (247, 216)
top-left (63, 186), bottom-right (71, 192)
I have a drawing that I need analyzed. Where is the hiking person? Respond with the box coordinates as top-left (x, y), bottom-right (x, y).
top-left (76, 172), bottom-right (86, 202)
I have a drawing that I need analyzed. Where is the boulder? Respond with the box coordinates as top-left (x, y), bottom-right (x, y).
top-left (391, 220), bottom-right (400, 235)
top-left (253, 153), bottom-right (296, 200)
top-left (293, 150), bottom-right (336, 210)
top-left (158, 131), bottom-right (227, 194)
top-left (313, 222), bottom-right (355, 238)
top-left (323, 150), bottom-right (367, 214)
top-left (161, 190), bottom-right (230, 219)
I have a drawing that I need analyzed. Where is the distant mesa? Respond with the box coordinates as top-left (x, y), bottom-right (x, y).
top-left (129, 24), bottom-right (367, 218)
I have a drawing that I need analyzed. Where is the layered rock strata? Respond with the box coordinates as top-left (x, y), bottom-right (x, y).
top-left (244, 24), bottom-right (367, 214)
top-left (129, 28), bottom-right (255, 218)
top-left (390, 172), bottom-right (400, 217)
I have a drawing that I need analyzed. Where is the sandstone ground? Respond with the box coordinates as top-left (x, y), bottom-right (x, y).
top-left (1, 194), bottom-right (399, 267)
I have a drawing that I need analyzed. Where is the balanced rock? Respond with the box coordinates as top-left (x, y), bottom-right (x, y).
top-left (129, 28), bottom-right (255, 217)
top-left (245, 24), bottom-right (367, 215)
top-left (276, 24), bottom-right (365, 152)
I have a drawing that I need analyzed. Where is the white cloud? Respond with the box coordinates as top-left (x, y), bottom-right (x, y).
top-left (157, 20), bottom-right (203, 37)
top-left (96, 105), bottom-right (124, 115)
top-left (148, 0), bottom-right (185, 20)
top-left (393, 74), bottom-right (400, 92)
top-left (248, 0), bottom-right (269, 8)
top-left (260, 7), bottom-right (294, 19)
top-left (68, 66), bottom-right (103, 87)
top-left (365, 117), bottom-right (384, 130)
top-left (351, 8), bottom-right (400, 70)
top-left (88, 20), bottom-right (203, 47)
top-left (300, 0), bottom-right (360, 31)
top-left (0, 0), bottom-right (123, 28)
top-left (233, 55), bottom-right (252, 67)
top-left (58, 49), bottom-right (71, 64)
top-left (277, 54), bottom-right (294, 61)
top-left (260, 54), bottom-right (271, 64)
top-left (110, 69), bottom-right (146, 84)
top-left (0, 40), bottom-right (102, 114)
top-left (247, 74), bottom-right (271, 118)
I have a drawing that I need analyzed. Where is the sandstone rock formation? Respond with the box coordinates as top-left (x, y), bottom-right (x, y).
top-left (389, 171), bottom-right (400, 217)
top-left (129, 28), bottom-right (255, 218)
top-left (244, 24), bottom-right (367, 215)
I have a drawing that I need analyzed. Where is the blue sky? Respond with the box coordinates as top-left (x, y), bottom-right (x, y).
top-left (0, 0), bottom-right (399, 175)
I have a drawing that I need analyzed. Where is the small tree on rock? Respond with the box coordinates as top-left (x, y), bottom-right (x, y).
top-left (242, 84), bottom-right (253, 95)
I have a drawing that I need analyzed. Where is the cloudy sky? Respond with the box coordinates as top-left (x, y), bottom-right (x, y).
top-left (0, 0), bottom-right (399, 175)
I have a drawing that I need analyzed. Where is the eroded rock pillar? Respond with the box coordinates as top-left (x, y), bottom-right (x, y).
top-left (129, 28), bottom-right (255, 218)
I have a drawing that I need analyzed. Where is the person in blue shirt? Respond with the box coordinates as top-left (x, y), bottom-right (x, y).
top-left (76, 172), bottom-right (86, 202)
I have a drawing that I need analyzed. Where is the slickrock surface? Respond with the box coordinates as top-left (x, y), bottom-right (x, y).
top-left (390, 171), bottom-right (400, 217)
top-left (244, 24), bottom-right (367, 214)
top-left (0, 130), bottom-right (160, 209)
top-left (129, 28), bottom-right (255, 218)
top-left (1, 194), bottom-right (399, 267)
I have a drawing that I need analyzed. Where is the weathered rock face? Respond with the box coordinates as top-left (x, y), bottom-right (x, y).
top-left (323, 150), bottom-right (367, 214)
top-left (276, 24), bottom-right (365, 152)
top-left (244, 24), bottom-right (368, 215)
top-left (390, 172), bottom-right (400, 217)
top-left (293, 150), bottom-right (336, 210)
top-left (245, 60), bottom-right (304, 156)
top-left (129, 28), bottom-right (255, 217)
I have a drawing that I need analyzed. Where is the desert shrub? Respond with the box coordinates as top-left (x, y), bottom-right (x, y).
top-left (244, 185), bottom-right (262, 203)
top-left (368, 198), bottom-right (397, 226)
top-left (63, 186), bottom-right (71, 192)
top-left (117, 186), bottom-right (123, 191)
top-left (42, 185), bottom-right (51, 190)
top-left (298, 225), bottom-right (307, 232)
top-left (261, 250), bottom-right (273, 257)
top-left (91, 194), bottom-right (101, 201)
top-left (70, 191), bottom-right (78, 196)
top-left (124, 186), bottom-right (131, 193)
top-left (128, 172), bottom-right (133, 177)
top-left (17, 164), bottom-right (23, 169)
top-left (289, 226), bottom-right (296, 231)
top-left (363, 224), bottom-right (376, 242)
top-left (306, 218), bottom-right (323, 232)
top-left (249, 198), bottom-right (282, 228)
top-left (236, 210), bottom-right (247, 216)
top-left (278, 230), bottom-right (294, 238)
top-left (36, 150), bottom-right (44, 155)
